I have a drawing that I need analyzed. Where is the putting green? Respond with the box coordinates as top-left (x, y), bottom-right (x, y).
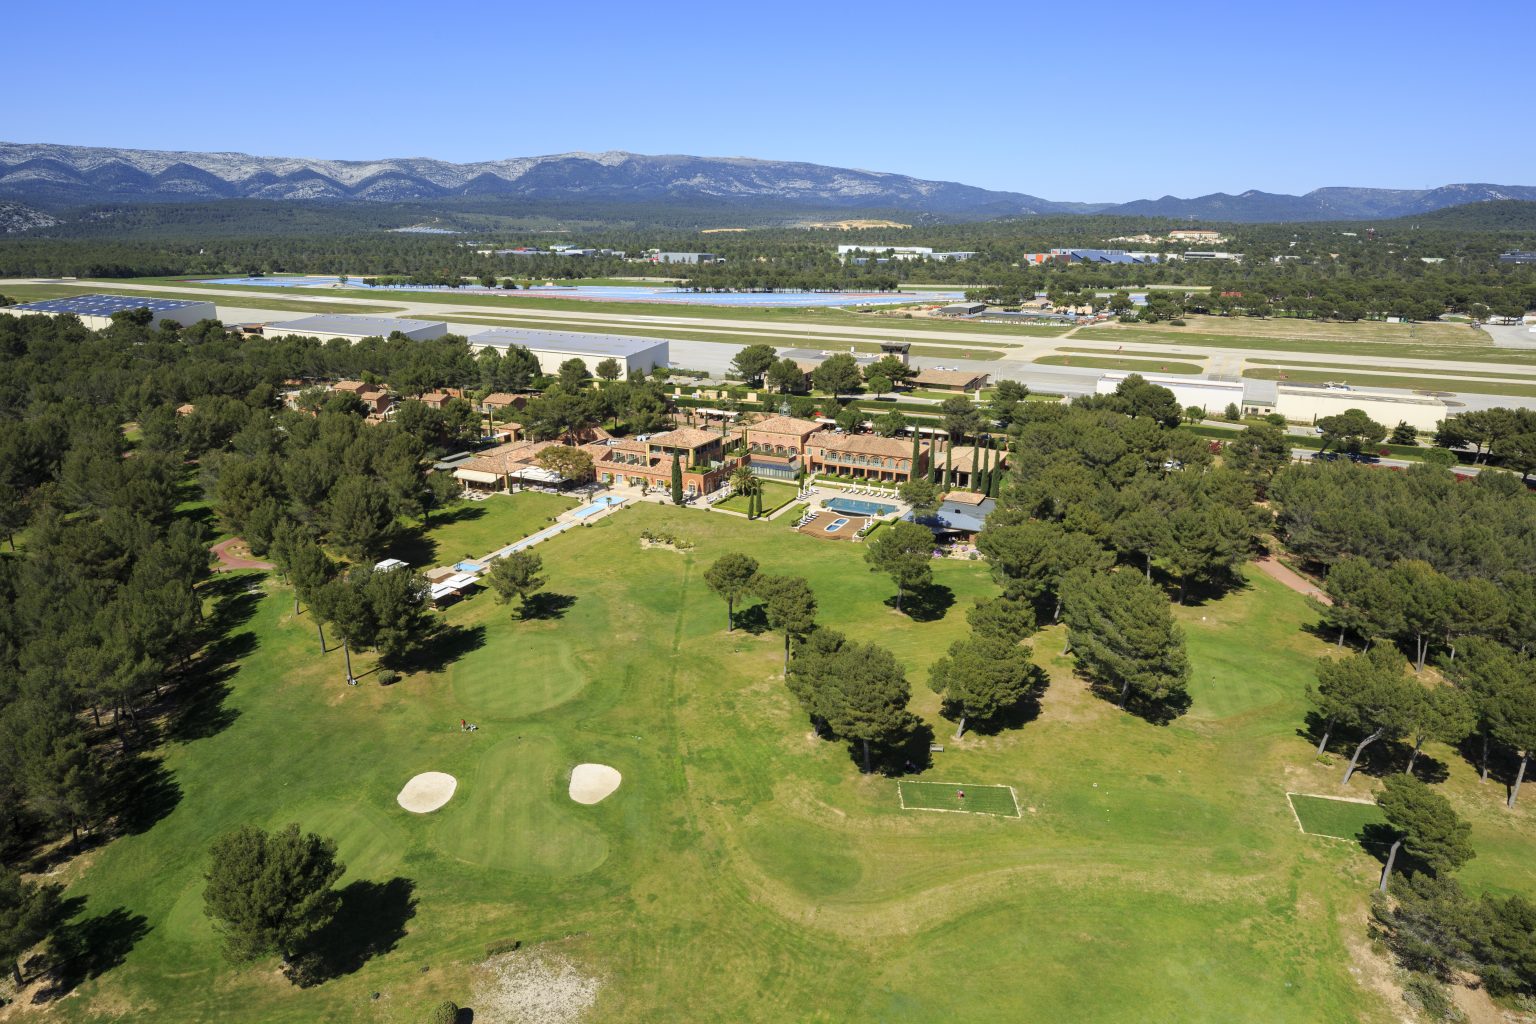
top-left (451, 629), bottom-right (592, 714)
top-left (433, 736), bottom-right (610, 875)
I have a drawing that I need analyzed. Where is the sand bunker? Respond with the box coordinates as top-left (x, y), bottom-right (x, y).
top-left (568, 764), bottom-right (621, 805)
top-left (397, 771), bottom-right (457, 813)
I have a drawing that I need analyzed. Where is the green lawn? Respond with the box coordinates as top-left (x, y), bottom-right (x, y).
top-left (718, 480), bottom-right (797, 516)
top-left (1246, 358), bottom-right (1536, 382)
top-left (385, 492), bottom-right (577, 567)
top-left (1242, 366), bottom-right (1536, 398)
top-left (1059, 346), bottom-right (1209, 360)
top-left (1076, 326), bottom-right (1536, 367)
top-left (898, 781), bottom-right (1020, 816)
top-left (1036, 353), bottom-right (1207, 375)
top-left (43, 505), bottom-right (1536, 1023)
top-left (1289, 794), bottom-right (1388, 842)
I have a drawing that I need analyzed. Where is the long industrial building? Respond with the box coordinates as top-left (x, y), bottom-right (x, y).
top-left (1273, 382), bottom-right (1448, 432)
top-left (263, 314), bottom-right (448, 343)
top-left (1096, 371), bottom-right (1245, 414)
top-left (3, 293), bottom-right (217, 329)
top-left (468, 327), bottom-right (670, 376)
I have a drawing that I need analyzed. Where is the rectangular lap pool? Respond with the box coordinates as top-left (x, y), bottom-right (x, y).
top-left (826, 497), bottom-right (896, 517)
top-left (573, 495), bottom-right (626, 519)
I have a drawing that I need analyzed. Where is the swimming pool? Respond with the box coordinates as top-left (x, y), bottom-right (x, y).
top-left (824, 517), bottom-right (851, 533)
top-left (454, 561), bottom-right (484, 573)
top-left (198, 276), bottom-right (959, 308)
top-left (826, 497), bottom-right (896, 517)
top-left (573, 495), bottom-right (625, 519)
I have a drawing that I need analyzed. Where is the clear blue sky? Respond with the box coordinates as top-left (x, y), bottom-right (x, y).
top-left (8, 0), bottom-right (1534, 202)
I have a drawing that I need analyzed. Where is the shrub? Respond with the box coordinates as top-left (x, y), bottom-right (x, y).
top-left (1169, 318), bottom-right (1187, 326)
top-left (378, 669), bottom-right (400, 686)
top-left (485, 938), bottom-right (522, 957)
top-left (1401, 974), bottom-right (1457, 1021)
top-left (426, 999), bottom-right (460, 1024)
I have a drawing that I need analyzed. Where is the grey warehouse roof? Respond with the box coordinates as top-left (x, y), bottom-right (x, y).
top-left (907, 497), bottom-right (997, 535)
top-left (469, 327), bottom-right (668, 357)
top-left (10, 294), bottom-right (210, 315)
top-left (266, 314), bottom-right (445, 336)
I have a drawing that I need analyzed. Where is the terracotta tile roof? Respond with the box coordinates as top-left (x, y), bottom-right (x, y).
top-left (944, 490), bottom-right (989, 505)
top-left (455, 439), bottom-right (554, 476)
top-left (945, 445), bottom-right (1008, 468)
top-left (482, 392), bottom-right (523, 407)
top-left (329, 380), bottom-right (367, 393)
top-left (648, 427), bottom-right (722, 450)
top-left (747, 415), bottom-right (824, 437)
top-left (911, 369), bottom-right (988, 389)
top-left (808, 432), bottom-right (916, 458)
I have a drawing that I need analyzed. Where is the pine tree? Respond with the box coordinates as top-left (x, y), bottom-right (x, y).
top-left (929, 632), bottom-right (1039, 739)
top-left (203, 824), bottom-right (345, 967)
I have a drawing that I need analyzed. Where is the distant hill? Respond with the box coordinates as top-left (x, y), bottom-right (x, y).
top-left (0, 142), bottom-right (1087, 218)
top-left (1110, 184), bottom-right (1536, 222)
top-left (0, 200), bottom-right (58, 234)
top-left (0, 141), bottom-right (1532, 225)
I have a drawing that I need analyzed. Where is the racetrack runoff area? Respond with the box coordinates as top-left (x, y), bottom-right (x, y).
top-left (898, 780), bottom-right (1021, 817)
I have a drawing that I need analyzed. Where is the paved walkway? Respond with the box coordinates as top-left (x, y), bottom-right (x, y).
top-left (211, 537), bottom-right (274, 571)
top-left (1253, 555), bottom-right (1329, 604)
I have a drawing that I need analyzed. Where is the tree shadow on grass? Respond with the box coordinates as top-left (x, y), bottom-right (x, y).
top-left (107, 753), bottom-right (182, 838)
top-left (887, 583), bottom-right (954, 622)
top-left (942, 672), bottom-right (1048, 739)
top-left (32, 904), bottom-right (150, 1003)
top-left (521, 592), bottom-right (576, 621)
top-left (400, 624), bottom-right (487, 674)
top-left (1085, 680), bottom-right (1191, 725)
top-left (732, 604), bottom-right (770, 636)
top-left (288, 877), bottom-right (417, 988)
top-left (164, 626), bottom-right (257, 742)
top-left (1454, 733), bottom-right (1519, 791)
top-left (845, 715), bottom-right (933, 777)
top-left (388, 505), bottom-right (487, 567)
top-left (1170, 569), bottom-right (1251, 609)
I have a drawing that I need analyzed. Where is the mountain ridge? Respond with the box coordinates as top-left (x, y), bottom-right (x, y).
top-left (1, 142), bottom-right (1532, 223)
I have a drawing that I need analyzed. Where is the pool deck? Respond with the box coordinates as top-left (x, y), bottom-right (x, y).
top-left (797, 513), bottom-right (871, 541)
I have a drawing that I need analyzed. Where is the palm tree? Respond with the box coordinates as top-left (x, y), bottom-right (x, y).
top-left (729, 466), bottom-right (761, 517)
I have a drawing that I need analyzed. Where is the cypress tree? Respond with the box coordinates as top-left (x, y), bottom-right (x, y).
top-left (670, 452), bottom-right (684, 505)
top-left (969, 440), bottom-right (980, 492)
top-left (944, 440), bottom-right (953, 490)
top-left (910, 427), bottom-right (921, 481)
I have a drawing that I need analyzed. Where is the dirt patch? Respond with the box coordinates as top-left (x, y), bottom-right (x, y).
top-left (1452, 981), bottom-right (1535, 1024)
top-left (211, 537), bottom-right (275, 572)
top-left (1253, 555), bottom-right (1328, 603)
top-left (470, 949), bottom-right (601, 1024)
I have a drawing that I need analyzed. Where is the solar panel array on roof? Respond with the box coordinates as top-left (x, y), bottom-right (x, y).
top-left (10, 294), bottom-right (209, 315)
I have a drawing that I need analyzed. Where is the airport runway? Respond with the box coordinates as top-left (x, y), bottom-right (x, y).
top-left (3, 278), bottom-right (1529, 410)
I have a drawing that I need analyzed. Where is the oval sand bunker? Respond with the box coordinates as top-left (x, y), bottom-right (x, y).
top-left (397, 772), bottom-right (457, 813)
top-left (569, 764), bottom-right (622, 805)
